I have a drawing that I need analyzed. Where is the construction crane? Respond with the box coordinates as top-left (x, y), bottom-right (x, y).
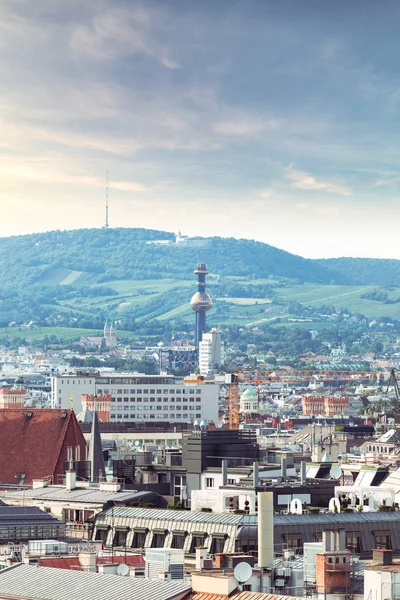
top-left (227, 369), bottom-right (386, 430)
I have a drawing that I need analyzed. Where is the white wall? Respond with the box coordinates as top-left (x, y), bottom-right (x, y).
top-left (191, 489), bottom-right (256, 513)
top-left (51, 375), bottom-right (218, 422)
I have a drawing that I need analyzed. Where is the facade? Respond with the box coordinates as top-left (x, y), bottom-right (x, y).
top-left (239, 388), bottom-right (259, 414)
top-left (0, 409), bottom-right (86, 486)
top-left (0, 506), bottom-right (64, 544)
top-left (0, 388), bottom-right (25, 408)
top-left (302, 395), bottom-right (349, 416)
top-left (158, 347), bottom-right (197, 373)
top-left (191, 263), bottom-right (212, 351)
top-left (199, 329), bottom-right (223, 376)
top-left (52, 372), bottom-right (219, 422)
top-left (81, 394), bottom-right (111, 422)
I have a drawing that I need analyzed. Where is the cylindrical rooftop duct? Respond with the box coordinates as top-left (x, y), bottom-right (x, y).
top-left (258, 492), bottom-right (274, 569)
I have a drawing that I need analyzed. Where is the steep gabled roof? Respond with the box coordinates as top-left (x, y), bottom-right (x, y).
top-left (0, 409), bottom-right (86, 485)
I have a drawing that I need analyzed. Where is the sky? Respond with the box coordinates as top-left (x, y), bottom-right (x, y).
top-left (1, 0), bottom-right (400, 259)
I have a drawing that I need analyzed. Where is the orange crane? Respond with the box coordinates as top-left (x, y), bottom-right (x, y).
top-left (227, 369), bottom-right (385, 430)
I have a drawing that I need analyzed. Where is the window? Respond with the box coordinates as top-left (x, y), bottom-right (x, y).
top-left (114, 528), bottom-right (129, 547)
top-left (136, 389), bottom-right (142, 394)
top-left (151, 532), bottom-right (167, 548)
top-left (205, 478), bottom-right (214, 488)
top-left (196, 413), bottom-right (201, 418)
top-left (313, 532), bottom-right (323, 542)
top-left (124, 397), bottom-right (129, 402)
top-left (375, 534), bottom-right (391, 549)
top-left (132, 529), bottom-right (148, 548)
top-left (95, 528), bottom-right (109, 544)
top-left (171, 533), bottom-right (187, 549)
top-left (210, 536), bottom-right (227, 554)
top-left (117, 398), bottom-right (122, 402)
top-left (117, 389), bottom-right (122, 394)
top-left (346, 534), bottom-right (361, 553)
top-left (67, 447), bottom-right (73, 461)
top-left (190, 534), bottom-right (207, 553)
top-left (124, 389), bottom-right (129, 393)
top-left (196, 397), bottom-right (201, 402)
top-left (284, 534), bottom-right (303, 549)
top-left (163, 389), bottom-right (169, 394)
top-left (227, 478), bottom-right (236, 485)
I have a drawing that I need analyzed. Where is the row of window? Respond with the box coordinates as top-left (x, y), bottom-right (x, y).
top-left (110, 413), bottom-right (202, 420)
top-left (282, 532), bottom-right (390, 553)
top-left (98, 388), bottom-right (201, 395)
top-left (96, 528), bottom-right (227, 554)
top-left (112, 397), bottom-right (202, 403)
top-left (110, 404), bottom-right (198, 411)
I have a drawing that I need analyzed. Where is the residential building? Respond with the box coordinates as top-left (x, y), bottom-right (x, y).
top-left (52, 372), bottom-right (219, 422)
top-left (0, 388), bottom-right (25, 408)
top-left (199, 329), bottom-right (223, 376)
top-left (0, 408), bottom-right (86, 486)
top-left (0, 506), bottom-right (64, 545)
top-left (302, 395), bottom-right (349, 416)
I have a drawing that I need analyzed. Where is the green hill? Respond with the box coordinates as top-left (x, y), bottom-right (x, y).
top-left (0, 227), bottom-right (399, 334)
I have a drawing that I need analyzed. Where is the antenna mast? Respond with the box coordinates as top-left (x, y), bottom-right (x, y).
top-left (105, 170), bottom-right (109, 229)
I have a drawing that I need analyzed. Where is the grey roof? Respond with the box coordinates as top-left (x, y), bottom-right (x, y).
top-left (274, 512), bottom-right (400, 526)
top-left (0, 564), bottom-right (191, 600)
top-left (101, 506), bottom-right (246, 525)
top-left (1, 487), bottom-right (152, 505)
top-left (0, 506), bottom-right (60, 526)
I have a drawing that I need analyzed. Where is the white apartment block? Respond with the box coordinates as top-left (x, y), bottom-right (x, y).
top-left (199, 330), bottom-right (223, 376)
top-left (51, 372), bottom-right (219, 423)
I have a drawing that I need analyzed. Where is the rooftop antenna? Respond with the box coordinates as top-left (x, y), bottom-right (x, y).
top-left (105, 170), bottom-right (109, 229)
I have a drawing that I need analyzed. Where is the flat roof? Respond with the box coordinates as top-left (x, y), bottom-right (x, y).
top-left (2, 487), bottom-right (152, 505)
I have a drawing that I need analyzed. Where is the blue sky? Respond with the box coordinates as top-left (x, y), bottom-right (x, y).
top-left (1, 0), bottom-right (400, 258)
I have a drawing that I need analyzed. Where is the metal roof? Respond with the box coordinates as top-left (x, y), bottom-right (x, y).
top-left (192, 593), bottom-right (303, 600)
top-left (2, 486), bottom-right (151, 505)
top-left (274, 512), bottom-right (400, 526)
top-left (0, 564), bottom-right (191, 600)
top-left (0, 506), bottom-right (60, 526)
top-left (101, 506), bottom-right (246, 525)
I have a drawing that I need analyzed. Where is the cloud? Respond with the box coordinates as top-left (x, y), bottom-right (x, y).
top-left (69, 5), bottom-right (180, 69)
top-left (214, 116), bottom-right (279, 137)
top-left (285, 167), bottom-right (351, 196)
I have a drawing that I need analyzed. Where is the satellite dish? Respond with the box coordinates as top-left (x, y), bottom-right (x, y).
top-left (117, 564), bottom-right (130, 576)
top-left (234, 562), bottom-right (252, 583)
top-left (329, 465), bottom-right (342, 479)
top-left (134, 440), bottom-right (140, 447)
top-left (215, 421), bottom-right (223, 429)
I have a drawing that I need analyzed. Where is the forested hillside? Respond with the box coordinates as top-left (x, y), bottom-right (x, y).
top-left (0, 228), bottom-right (399, 332)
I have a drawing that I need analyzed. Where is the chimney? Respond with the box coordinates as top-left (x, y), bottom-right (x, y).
top-left (300, 461), bottom-right (306, 484)
top-left (322, 530), bottom-right (331, 552)
top-left (65, 470), bottom-right (76, 491)
top-left (281, 457), bottom-right (287, 479)
top-left (222, 459), bottom-right (228, 486)
top-left (196, 547), bottom-right (208, 571)
top-left (372, 549), bottom-right (393, 566)
top-left (32, 479), bottom-right (48, 489)
top-left (253, 462), bottom-right (259, 488)
top-left (258, 492), bottom-right (274, 568)
top-left (79, 552), bottom-right (97, 572)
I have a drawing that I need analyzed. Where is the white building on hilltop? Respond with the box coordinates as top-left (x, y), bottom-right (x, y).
top-left (199, 329), bottom-right (223, 376)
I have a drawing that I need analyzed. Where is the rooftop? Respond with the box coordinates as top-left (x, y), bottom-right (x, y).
top-left (2, 486), bottom-right (153, 505)
top-left (0, 564), bottom-right (191, 600)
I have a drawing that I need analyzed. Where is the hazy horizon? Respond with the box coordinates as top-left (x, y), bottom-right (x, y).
top-left (2, 1), bottom-right (400, 259)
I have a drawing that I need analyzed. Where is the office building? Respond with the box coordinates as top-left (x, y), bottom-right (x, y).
top-left (52, 372), bottom-right (218, 422)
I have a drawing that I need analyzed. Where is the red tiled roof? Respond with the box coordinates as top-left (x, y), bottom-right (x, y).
top-left (192, 592), bottom-right (303, 600)
top-left (39, 557), bottom-right (80, 570)
top-left (0, 409), bottom-right (87, 485)
top-left (39, 554), bottom-right (145, 570)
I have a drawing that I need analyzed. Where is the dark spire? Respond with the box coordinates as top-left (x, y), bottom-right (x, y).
top-left (88, 411), bottom-right (105, 482)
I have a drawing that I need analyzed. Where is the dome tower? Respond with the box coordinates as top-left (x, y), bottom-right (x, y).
top-left (191, 263), bottom-right (212, 352)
